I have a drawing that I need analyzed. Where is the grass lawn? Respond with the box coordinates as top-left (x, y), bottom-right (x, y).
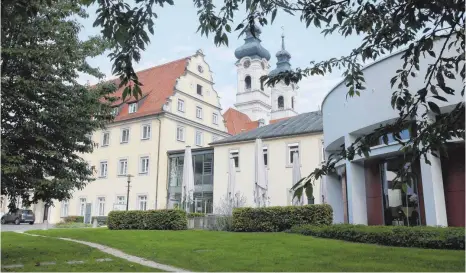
top-left (1, 232), bottom-right (158, 272)
top-left (29, 229), bottom-right (465, 272)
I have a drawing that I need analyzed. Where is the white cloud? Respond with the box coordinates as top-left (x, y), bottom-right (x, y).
top-left (206, 46), bottom-right (235, 63)
top-left (171, 45), bottom-right (195, 55)
top-left (215, 84), bottom-right (237, 112)
top-left (295, 75), bottom-right (341, 113)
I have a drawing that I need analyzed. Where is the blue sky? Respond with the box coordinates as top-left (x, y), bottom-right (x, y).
top-left (78, 2), bottom-right (362, 113)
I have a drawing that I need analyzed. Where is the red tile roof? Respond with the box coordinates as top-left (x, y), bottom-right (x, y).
top-left (223, 108), bottom-right (259, 135)
top-left (103, 57), bottom-right (189, 122)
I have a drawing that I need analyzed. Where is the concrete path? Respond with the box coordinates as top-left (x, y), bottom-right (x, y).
top-left (16, 231), bottom-right (191, 272)
top-left (2, 223), bottom-right (54, 232)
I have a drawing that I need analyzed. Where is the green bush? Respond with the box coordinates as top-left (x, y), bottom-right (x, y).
top-left (288, 224), bottom-right (465, 250)
top-left (187, 212), bottom-right (206, 218)
top-left (63, 216), bottom-right (84, 223)
top-left (232, 204), bottom-right (332, 232)
top-left (108, 209), bottom-right (187, 230)
top-left (91, 216), bottom-right (108, 226)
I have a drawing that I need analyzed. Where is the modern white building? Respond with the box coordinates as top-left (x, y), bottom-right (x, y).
top-left (322, 41), bottom-right (465, 227)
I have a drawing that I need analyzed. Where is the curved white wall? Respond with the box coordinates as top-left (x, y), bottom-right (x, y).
top-left (322, 40), bottom-right (463, 149)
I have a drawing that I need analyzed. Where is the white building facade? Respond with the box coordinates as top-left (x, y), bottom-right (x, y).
top-left (322, 41), bottom-right (465, 227)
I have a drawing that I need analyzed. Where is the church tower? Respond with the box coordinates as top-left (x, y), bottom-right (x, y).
top-left (269, 33), bottom-right (298, 120)
top-left (234, 26), bottom-right (272, 123)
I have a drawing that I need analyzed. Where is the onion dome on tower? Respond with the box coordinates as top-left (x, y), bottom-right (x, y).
top-left (234, 25), bottom-right (271, 61)
top-left (269, 33), bottom-right (292, 77)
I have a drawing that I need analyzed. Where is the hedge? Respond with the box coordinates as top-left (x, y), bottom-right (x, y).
top-left (91, 216), bottom-right (108, 226)
top-left (63, 216), bottom-right (84, 223)
top-left (188, 212), bottom-right (206, 218)
top-left (108, 209), bottom-right (187, 230)
top-left (288, 224), bottom-right (465, 250)
top-left (232, 204), bottom-right (332, 232)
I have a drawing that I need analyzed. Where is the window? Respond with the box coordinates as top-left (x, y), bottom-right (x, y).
top-left (116, 196), bottom-right (126, 205)
top-left (177, 99), bottom-right (185, 112)
top-left (140, 156), bottom-right (149, 174)
top-left (61, 200), bottom-right (69, 217)
top-left (142, 124), bottom-right (151, 140)
top-left (260, 80), bottom-right (264, 91)
top-left (263, 147), bottom-right (268, 167)
top-left (320, 139), bottom-right (325, 163)
top-left (102, 132), bottom-right (110, 146)
top-left (79, 198), bottom-right (86, 216)
top-left (288, 143), bottom-right (299, 165)
top-left (195, 131), bottom-right (203, 146)
top-left (196, 106), bottom-right (203, 119)
top-left (197, 84), bottom-right (203, 96)
top-left (176, 126), bottom-right (185, 142)
top-left (121, 128), bottom-right (129, 143)
top-left (128, 103), bottom-right (137, 113)
top-left (99, 161), bottom-right (108, 178)
top-left (291, 97), bottom-right (295, 109)
top-left (376, 128), bottom-right (411, 146)
top-left (138, 195), bottom-right (147, 211)
top-left (245, 76), bottom-right (251, 90)
top-left (203, 160), bottom-right (212, 174)
top-left (230, 150), bottom-right (239, 169)
top-left (98, 197), bottom-right (105, 216)
top-left (118, 159), bottom-right (128, 176)
top-left (278, 96), bottom-right (284, 109)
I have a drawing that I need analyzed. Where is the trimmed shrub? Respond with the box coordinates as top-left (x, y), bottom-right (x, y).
top-left (108, 209), bottom-right (187, 230)
top-left (187, 212), bottom-right (206, 218)
top-left (232, 204), bottom-right (332, 232)
top-left (288, 224), bottom-right (465, 250)
top-left (63, 216), bottom-right (84, 223)
top-left (91, 216), bottom-right (108, 226)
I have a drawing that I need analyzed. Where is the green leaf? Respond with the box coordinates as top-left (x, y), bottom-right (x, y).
top-left (428, 101), bottom-right (441, 114)
top-left (271, 9), bottom-right (277, 23)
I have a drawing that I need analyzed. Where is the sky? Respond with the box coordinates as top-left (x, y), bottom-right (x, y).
top-left (77, 1), bottom-right (363, 113)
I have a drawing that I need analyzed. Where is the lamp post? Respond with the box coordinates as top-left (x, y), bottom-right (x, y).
top-left (126, 174), bottom-right (133, 211)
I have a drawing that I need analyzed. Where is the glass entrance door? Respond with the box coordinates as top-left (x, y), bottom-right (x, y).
top-left (381, 158), bottom-right (421, 226)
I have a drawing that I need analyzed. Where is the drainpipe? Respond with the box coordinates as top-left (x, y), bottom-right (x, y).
top-left (155, 116), bottom-right (162, 209)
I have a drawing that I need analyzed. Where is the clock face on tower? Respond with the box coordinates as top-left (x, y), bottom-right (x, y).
top-left (243, 60), bottom-right (251, 68)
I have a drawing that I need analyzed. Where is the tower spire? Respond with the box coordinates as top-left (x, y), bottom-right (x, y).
top-left (281, 26), bottom-right (285, 50)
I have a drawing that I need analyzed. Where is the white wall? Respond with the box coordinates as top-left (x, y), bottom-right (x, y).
top-left (212, 133), bottom-right (323, 211)
top-left (322, 40), bottom-right (464, 149)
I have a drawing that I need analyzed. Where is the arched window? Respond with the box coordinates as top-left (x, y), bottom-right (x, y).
top-left (245, 76), bottom-right (251, 90)
top-left (278, 96), bottom-right (284, 109)
top-left (291, 97), bottom-right (295, 109)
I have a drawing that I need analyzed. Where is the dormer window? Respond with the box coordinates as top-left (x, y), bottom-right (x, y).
top-left (128, 103), bottom-right (137, 114)
top-left (245, 76), bottom-right (251, 90)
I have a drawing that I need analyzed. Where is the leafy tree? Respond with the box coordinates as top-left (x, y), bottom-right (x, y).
top-left (1, 0), bottom-right (116, 209)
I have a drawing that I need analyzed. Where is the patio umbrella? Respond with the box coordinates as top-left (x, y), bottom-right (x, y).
top-left (292, 152), bottom-right (305, 206)
top-left (181, 146), bottom-right (195, 213)
top-left (227, 157), bottom-right (236, 208)
top-left (254, 138), bottom-right (268, 207)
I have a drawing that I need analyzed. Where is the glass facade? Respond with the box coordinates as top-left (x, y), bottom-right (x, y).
top-left (167, 149), bottom-right (214, 214)
top-left (380, 157), bottom-right (421, 226)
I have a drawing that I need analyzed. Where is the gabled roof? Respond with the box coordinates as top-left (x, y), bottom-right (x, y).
top-left (102, 57), bottom-right (189, 122)
top-left (211, 111), bottom-right (323, 145)
top-left (223, 108), bottom-right (257, 135)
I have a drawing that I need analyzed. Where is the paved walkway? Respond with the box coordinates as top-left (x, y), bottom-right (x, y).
top-left (2, 223), bottom-right (54, 232)
top-left (16, 231), bottom-right (190, 272)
